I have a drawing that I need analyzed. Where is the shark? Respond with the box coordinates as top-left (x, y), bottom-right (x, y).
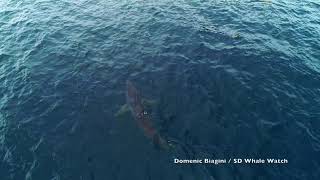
top-left (115, 80), bottom-right (230, 179)
top-left (116, 80), bottom-right (174, 151)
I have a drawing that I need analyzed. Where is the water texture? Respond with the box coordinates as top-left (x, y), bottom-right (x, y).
top-left (0, 0), bottom-right (320, 179)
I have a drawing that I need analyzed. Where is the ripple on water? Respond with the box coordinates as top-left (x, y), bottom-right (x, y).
top-left (0, 0), bottom-right (320, 180)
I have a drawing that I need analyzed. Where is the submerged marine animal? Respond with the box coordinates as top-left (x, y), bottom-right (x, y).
top-left (116, 80), bottom-right (174, 151)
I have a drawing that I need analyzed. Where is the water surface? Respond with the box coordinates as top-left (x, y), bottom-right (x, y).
top-left (1, 0), bottom-right (320, 179)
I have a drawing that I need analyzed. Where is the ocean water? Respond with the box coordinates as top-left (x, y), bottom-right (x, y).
top-left (1, 0), bottom-right (320, 179)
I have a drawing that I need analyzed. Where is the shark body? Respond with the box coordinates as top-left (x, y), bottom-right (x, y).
top-left (126, 80), bottom-right (172, 150)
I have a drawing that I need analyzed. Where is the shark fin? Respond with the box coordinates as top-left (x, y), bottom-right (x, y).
top-left (115, 104), bottom-right (130, 118)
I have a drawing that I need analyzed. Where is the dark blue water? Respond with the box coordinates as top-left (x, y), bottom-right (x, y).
top-left (1, 0), bottom-right (320, 179)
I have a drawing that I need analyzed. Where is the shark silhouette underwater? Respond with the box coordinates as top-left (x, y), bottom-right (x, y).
top-left (115, 80), bottom-right (175, 151)
top-left (115, 80), bottom-right (227, 179)
top-left (115, 80), bottom-right (221, 154)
